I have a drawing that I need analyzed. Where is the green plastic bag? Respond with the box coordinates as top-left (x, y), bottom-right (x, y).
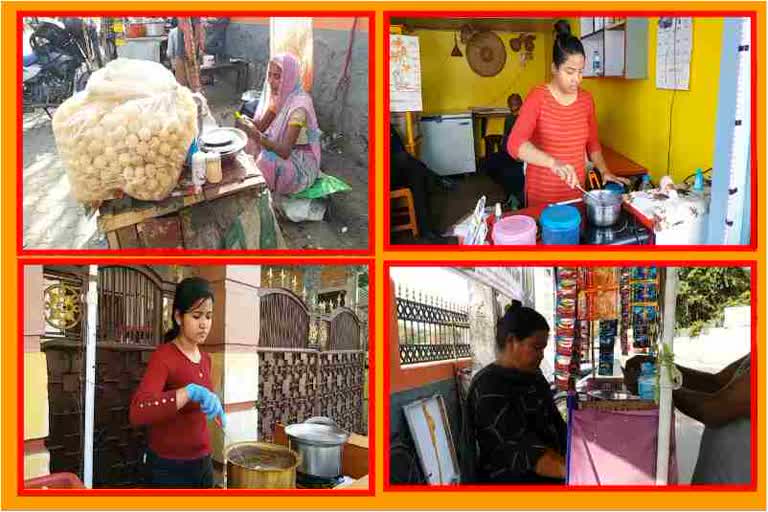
top-left (291, 173), bottom-right (351, 199)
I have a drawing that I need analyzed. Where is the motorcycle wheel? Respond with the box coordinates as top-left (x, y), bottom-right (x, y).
top-left (74, 68), bottom-right (91, 92)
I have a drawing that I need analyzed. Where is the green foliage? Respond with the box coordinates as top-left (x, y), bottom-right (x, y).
top-left (676, 267), bottom-right (751, 335)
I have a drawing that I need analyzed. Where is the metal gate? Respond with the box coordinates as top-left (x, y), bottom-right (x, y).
top-left (257, 289), bottom-right (366, 440)
top-left (42, 265), bottom-right (172, 488)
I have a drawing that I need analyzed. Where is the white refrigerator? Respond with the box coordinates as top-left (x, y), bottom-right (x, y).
top-left (419, 113), bottom-right (476, 176)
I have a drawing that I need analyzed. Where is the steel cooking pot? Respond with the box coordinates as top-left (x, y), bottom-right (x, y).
top-left (225, 441), bottom-right (300, 489)
top-left (285, 421), bottom-right (350, 478)
top-left (584, 189), bottom-right (622, 227)
top-left (144, 21), bottom-right (165, 37)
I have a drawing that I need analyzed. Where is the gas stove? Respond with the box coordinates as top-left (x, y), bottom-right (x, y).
top-left (581, 210), bottom-right (652, 245)
top-left (295, 472), bottom-right (345, 489)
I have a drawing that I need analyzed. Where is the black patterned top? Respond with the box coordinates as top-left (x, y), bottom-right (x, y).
top-left (460, 363), bottom-right (567, 484)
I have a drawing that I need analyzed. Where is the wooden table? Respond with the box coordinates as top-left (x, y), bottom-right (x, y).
top-left (200, 59), bottom-right (248, 94)
top-left (601, 146), bottom-right (649, 178)
top-left (97, 152), bottom-right (285, 249)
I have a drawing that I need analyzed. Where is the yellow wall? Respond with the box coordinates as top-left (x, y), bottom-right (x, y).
top-left (577, 18), bottom-right (723, 182)
top-left (416, 28), bottom-right (550, 134)
top-left (24, 352), bottom-right (49, 440)
top-left (24, 451), bottom-right (51, 480)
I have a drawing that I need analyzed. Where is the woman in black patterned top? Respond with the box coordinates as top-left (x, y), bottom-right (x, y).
top-left (460, 301), bottom-right (566, 484)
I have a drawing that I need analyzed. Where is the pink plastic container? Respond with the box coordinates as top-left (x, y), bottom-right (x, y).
top-left (491, 215), bottom-right (537, 245)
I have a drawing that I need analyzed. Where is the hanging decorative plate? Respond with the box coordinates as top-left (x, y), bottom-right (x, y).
top-left (466, 31), bottom-right (506, 77)
top-left (44, 283), bottom-right (83, 330)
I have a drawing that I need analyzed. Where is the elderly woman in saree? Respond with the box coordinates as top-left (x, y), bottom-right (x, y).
top-left (237, 52), bottom-right (321, 195)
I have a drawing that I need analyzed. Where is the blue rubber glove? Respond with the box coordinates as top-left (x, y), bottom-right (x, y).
top-left (185, 384), bottom-right (226, 425)
top-left (202, 394), bottom-right (226, 425)
top-left (185, 383), bottom-right (212, 405)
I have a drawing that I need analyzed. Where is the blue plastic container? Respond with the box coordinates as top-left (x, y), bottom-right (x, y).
top-left (540, 205), bottom-right (581, 245)
top-left (638, 362), bottom-right (657, 400)
top-left (605, 182), bottom-right (625, 195)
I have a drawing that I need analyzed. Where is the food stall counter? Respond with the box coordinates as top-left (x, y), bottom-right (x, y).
top-left (485, 199), bottom-right (653, 246)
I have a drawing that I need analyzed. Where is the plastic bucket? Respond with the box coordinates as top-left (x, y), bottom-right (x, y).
top-left (492, 215), bottom-right (537, 245)
top-left (540, 205), bottom-right (581, 245)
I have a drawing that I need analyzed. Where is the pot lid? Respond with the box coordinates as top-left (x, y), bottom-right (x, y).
top-left (540, 204), bottom-right (581, 230)
top-left (285, 423), bottom-right (349, 446)
top-left (199, 127), bottom-right (247, 155)
top-left (466, 31), bottom-right (506, 77)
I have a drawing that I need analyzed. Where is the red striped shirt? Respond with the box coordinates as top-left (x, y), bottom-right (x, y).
top-left (507, 84), bottom-right (602, 207)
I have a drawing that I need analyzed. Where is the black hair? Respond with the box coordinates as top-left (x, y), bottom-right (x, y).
top-left (552, 20), bottom-right (585, 68)
top-left (495, 300), bottom-right (550, 351)
top-left (164, 277), bottom-right (215, 342)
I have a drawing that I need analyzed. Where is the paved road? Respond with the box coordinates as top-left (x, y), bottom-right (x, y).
top-left (673, 324), bottom-right (750, 483)
top-left (23, 111), bottom-right (106, 249)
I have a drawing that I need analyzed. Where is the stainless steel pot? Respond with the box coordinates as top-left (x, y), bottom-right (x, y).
top-left (145, 21), bottom-right (165, 37)
top-left (285, 421), bottom-right (350, 478)
top-left (584, 189), bottom-right (622, 227)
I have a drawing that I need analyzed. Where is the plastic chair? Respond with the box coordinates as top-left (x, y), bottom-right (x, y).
top-left (390, 188), bottom-right (419, 238)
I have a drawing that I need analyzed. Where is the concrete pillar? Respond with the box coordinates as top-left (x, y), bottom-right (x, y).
top-left (23, 265), bottom-right (50, 480)
top-left (186, 265), bottom-right (261, 464)
top-left (467, 280), bottom-right (498, 373)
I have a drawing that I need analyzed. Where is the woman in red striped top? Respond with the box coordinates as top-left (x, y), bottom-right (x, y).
top-left (507, 20), bottom-right (629, 207)
top-left (130, 277), bottom-right (226, 488)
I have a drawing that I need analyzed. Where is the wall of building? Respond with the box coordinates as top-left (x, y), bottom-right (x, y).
top-left (225, 17), bottom-right (370, 164)
top-left (24, 265), bottom-right (50, 480)
top-left (467, 279), bottom-right (498, 373)
top-left (576, 18), bottom-right (724, 182)
top-left (413, 27), bottom-right (549, 136)
top-left (413, 18), bottom-right (726, 183)
top-left (388, 278), bottom-right (471, 483)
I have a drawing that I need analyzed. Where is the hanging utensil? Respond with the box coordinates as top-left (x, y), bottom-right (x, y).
top-left (216, 417), bottom-right (247, 467)
top-left (450, 32), bottom-right (463, 57)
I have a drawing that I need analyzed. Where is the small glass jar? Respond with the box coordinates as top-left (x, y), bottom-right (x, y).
top-left (205, 152), bottom-right (222, 184)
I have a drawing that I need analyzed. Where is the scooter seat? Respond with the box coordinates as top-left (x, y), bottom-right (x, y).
top-left (23, 53), bottom-right (38, 67)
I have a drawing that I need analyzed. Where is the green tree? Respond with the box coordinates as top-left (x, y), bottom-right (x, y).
top-left (357, 271), bottom-right (369, 289)
top-left (676, 267), bottom-right (750, 335)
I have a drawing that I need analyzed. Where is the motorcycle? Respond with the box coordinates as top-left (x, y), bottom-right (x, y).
top-left (23, 18), bottom-right (98, 116)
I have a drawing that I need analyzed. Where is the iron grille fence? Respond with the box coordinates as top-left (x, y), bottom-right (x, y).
top-left (257, 287), bottom-right (367, 438)
top-left (97, 266), bottom-right (168, 346)
top-left (396, 287), bottom-right (472, 365)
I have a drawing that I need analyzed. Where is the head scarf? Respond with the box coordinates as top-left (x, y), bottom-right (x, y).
top-left (255, 53), bottom-right (321, 164)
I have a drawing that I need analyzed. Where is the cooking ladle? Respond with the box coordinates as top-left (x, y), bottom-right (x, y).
top-left (215, 417), bottom-right (247, 467)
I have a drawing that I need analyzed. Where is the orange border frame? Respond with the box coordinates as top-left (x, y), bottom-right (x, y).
top-left (383, 8), bottom-right (760, 253)
top-left (2, 1), bottom-right (766, 510)
top-left (383, 260), bottom-right (758, 493)
top-left (16, 257), bottom-right (376, 498)
top-left (15, 9), bottom-right (375, 257)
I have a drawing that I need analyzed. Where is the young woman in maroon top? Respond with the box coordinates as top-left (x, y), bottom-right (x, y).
top-left (130, 277), bottom-right (226, 488)
top-left (507, 20), bottom-right (630, 208)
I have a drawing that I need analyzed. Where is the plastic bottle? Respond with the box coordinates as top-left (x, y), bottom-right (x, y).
top-left (191, 150), bottom-right (208, 189)
top-left (593, 50), bottom-right (602, 74)
top-left (693, 168), bottom-right (704, 192)
top-left (637, 362), bottom-right (657, 400)
top-left (640, 174), bottom-right (653, 192)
